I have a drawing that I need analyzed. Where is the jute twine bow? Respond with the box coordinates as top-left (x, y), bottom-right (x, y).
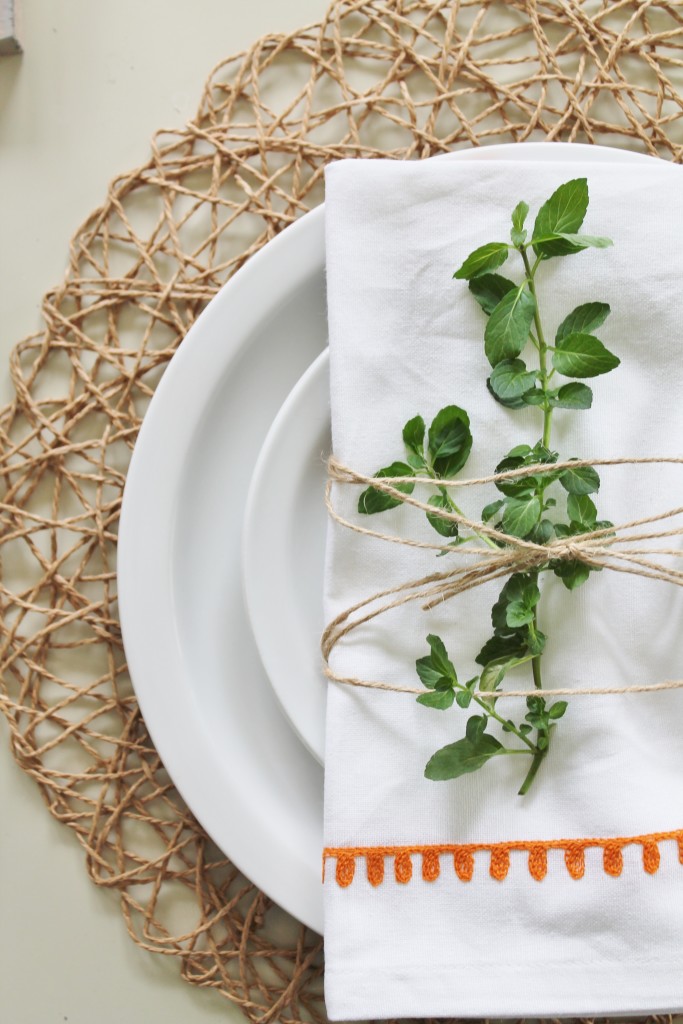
top-left (322, 454), bottom-right (683, 700)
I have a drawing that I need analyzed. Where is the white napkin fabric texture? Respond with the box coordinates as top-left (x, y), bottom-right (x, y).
top-left (322, 152), bottom-right (683, 1021)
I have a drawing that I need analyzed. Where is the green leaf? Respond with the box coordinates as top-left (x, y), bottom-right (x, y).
top-left (506, 600), bottom-right (536, 628)
top-left (486, 378), bottom-right (526, 410)
top-left (521, 388), bottom-right (547, 407)
top-left (480, 657), bottom-right (513, 692)
top-left (428, 405), bottom-right (473, 478)
top-left (567, 492), bottom-right (597, 526)
top-left (426, 634), bottom-right (457, 683)
top-left (555, 302), bottom-right (611, 342)
top-left (476, 633), bottom-right (527, 667)
top-left (491, 574), bottom-right (538, 630)
top-left (417, 688), bottom-right (455, 710)
top-left (532, 178), bottom-right (588, 258)
top-left (526, 627), bottom-right (546, 656)
top-left (493, 456), bottom-right (536, 498)
top-left (456, 689), bottom-right (473, 709)
top-left (468, 273), bottom-right (517, 316)
top-left (502, 495), bottom-right (542, 537)
top-left (549, 700), bottom-right (568, 720)
top-left (484, 286), bottom-right (536, 367)
top-left (358, 462), bottom-right (414, 514)
top-left (415, 657), bottom-right (445, 690)
top-left (402, 415), bottom-right (425, 460)
top-left (453, 242), bottom-right (509, 280)
top-left (510, 200), bottom-right (529, 246)
top-left (554, 382), bottom-right (593, 409)
top-left (466, 714), bottom-right (488, 743)
top-left (560, 462), bottom-right (600, 495)
top-left (527, 518), bottom-right (555, 545)
top-left (426, 494), bottom-right (459, 538)
top-left (553, 560), bottom-right (591, 590)
top-left (488, 359), bottom-right (538, 401)
top-left (552, 333), bottom-right (620, 378)
top-left (553, 232), bottom-right (613, 250)
top-left (482, 499), bottom-right (504, 523)
top-left (425, 733), bottom-right (502, 781)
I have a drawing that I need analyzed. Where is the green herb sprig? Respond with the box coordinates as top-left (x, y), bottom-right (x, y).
top-left (357, 179), bottom-right (619, 795)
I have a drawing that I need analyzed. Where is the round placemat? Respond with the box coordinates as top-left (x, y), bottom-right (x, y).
top-left (1, 2), bottom-right (682, 1021)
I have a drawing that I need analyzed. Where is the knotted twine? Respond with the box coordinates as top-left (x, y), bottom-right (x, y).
top-left (322, 454), bottom-right (683, 699)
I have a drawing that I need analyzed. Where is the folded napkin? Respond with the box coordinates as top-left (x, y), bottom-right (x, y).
top-left (323, 152), bottom-right (683, 1020)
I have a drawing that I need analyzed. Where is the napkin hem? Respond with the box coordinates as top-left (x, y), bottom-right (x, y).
top-left (324, 960), bottom-right (683, 1020)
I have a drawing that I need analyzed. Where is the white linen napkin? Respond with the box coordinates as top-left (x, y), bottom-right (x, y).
top-left (322, 151), bottom-right (683, 1020)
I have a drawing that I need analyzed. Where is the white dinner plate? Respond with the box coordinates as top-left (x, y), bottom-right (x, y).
top-left (118, 142), bottom-right (659, 935)
top-left (241, 142), bottom-right (659, 767)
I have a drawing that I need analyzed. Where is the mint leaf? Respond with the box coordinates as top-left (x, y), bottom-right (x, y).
top-left (416, 661), bottom-right (443, 690)
top-left (484, 286), bottom-right (536, 367)
top-left (553, 560), bottom-right (591, 590)
top-left (553, 232), bottom-right (613, 250)
top-left (426, 494), bottom-right (459, 538)
top-left (532, 178), bottom-right (588, 258)
top-left (489, 359), bottom-right (538, 401)
top-left (453, 242), bottom-right (509, 280)
top-left (476, 633), bottom-right (527, 667)
top-left (358, 462), bottom-right (414, 514)
top-left (505, 601), bottom-right (535, 628)
top-left (428, 405), bottom-right (472, 477)
top-left (480, 657), bottom-right (514, 692)
top-left (510, 200), bottom-right (529, 246)
top-left (554, 382), bottom-right (593, 409)
top-left (552, 332), bottom-right (620, 378)
top-left (555, 302), bottom-right (611, 343)
top-left (402, 415), bottom-right (425, 462)
top-left (468, 273), bottom-right (516, 316)
top-left (502, 494), bottom-right (542, 537)
top-left (481, 498), bottom-right (504, 523)
top-left (560, 462), bottom-right (600, 495)
top-left (425, 733), bottom-right (503, 780)
top-left (567, 492), bottom-right (597, 526)
top-left (549, 700), bottom-right (568, 720)
top-left (426, 634), bottom-right (457, 683)
top-left (417, 688), bottom-right (455, 710)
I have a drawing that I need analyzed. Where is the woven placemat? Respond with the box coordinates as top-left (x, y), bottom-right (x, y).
top-left (1, 2), bottom-right (682, 1022)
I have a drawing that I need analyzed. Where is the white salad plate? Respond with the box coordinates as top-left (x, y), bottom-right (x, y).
top-left (241, 142), bottom-right (656, 769)
top-left (118, 141), bottom-right (655, 935)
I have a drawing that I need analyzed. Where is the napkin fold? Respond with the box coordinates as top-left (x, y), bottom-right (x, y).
top-left (323, 152), bottom-right (683, 1020)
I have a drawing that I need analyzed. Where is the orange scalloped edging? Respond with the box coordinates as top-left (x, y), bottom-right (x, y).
top-left (323, 828), bottom-right (683, 887)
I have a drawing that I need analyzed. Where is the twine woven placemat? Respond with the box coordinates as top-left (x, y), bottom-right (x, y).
top-left (1, 2), bottom-right (682, 1022)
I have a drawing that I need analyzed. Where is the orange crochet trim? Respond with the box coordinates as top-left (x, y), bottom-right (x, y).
top-left (323, 828), bottom-right (683, 887)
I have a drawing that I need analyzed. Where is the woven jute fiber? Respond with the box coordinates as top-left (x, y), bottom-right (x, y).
top-left (2, 2), bottom-right (683, 1022)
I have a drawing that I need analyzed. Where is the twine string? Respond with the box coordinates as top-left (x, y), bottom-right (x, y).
top-left (322, 454), bottom-right (683, 699)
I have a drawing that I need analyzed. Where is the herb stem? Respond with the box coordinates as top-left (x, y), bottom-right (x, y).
top-left (467, 686), bottom-right (536, 752)
top-left (521, 247), bottom-right (553, 448)
top-left (428, 472), bottom-right (499, 551)
top-left (518, 245), bottom-right (555, 792)
top-left (518, 748), bottom-right (546, 795)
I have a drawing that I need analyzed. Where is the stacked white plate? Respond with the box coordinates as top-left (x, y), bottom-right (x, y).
top-left (118, 141), bottom-right (655, 935)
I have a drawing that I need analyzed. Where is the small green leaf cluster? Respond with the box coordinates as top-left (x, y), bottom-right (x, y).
top-left (416, 634), bottom-right (542, 784)
top-left (455, 179), bottom-right (619, 411)
top-left (357, 406), bottom-right (474, 545)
